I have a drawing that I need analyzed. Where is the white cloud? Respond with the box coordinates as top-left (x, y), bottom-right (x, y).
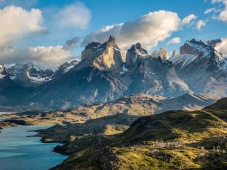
top-left (196, 20), bottom-right (206, 30)
top-left (181, 14), bottom-right (197, 26)
top-left (0, 5), bottom-right (46, 47)
top-left (0, 46), bottom-right (74, 69)
top-left (211, 0), bottom-right (227, 22)
top-left (204, 8), bottom-right (220, 14)
top-left (54, 2), bottom-right (91, 29)
top-left (215, 38), bottom-right (227, 57)
top-left (167, 37), bottom-right (181, 45)
top-left (82, 10), bottom-right (181, 50)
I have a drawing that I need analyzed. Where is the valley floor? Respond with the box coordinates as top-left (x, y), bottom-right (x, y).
top-left (0, 98), bottom-right (227, 169)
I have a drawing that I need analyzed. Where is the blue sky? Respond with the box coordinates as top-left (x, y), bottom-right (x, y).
top-left (0, 0), bottom-right (227, 68)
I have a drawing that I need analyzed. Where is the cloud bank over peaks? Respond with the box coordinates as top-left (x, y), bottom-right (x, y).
top-left (0, 45), bottom-right (74, 70)
top-left (0, 5), bottom-right (46, 47)
top-left (215, 38), bottom-right (227, 57)
top-left (82, 10), bottom-right (196, 50)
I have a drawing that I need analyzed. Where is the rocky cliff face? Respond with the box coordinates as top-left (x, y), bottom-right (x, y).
top-left (171, 50), bottom-right (179, 57)
top-left (30, 66), bottom-right (127, 110)
top-left (54, 60), bottom-right (78, 77)
top-left (0, 37), bottom-right (227, 110)
top-left (151, 48), bottom-right (169, 60)
top-left (172, 38), bottom-right (227, 96)
top-left (126, 57), bottom-right (190, 97)
top-left (23, 36), bottom-right (191, 110)
top-left (0, 63), bottom-right (7, 79)
top-left (180, 39), bottom-right (204, 56)
top-left (80, 36), bottom-right (123, 71)
top-left (126, 43), bottom-right (148, 68)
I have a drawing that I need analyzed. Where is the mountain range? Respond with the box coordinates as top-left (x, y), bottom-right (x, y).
top-left (0, 36), bottom-right (226, 110)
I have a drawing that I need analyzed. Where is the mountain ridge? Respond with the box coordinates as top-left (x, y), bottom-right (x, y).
top-left (0, 36), bottom-right (227, 110)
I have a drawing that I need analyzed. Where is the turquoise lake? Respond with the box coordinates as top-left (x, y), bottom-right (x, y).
top-left (0, 126), bottom-right (67, 170)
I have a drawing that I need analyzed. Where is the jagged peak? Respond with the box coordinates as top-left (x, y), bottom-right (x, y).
top-left (185, 38), bottom-right (222, 49)
top-left (101, 35), bottom-right (119, 49)
top-left (84, 42), bottom-right (101, 50)
top-left (128, 42), bottom-right (148, 54)
top-left (171, 50), bottom-right (179, 57)
top-left (206, 38), bottom-right (222, 47)
top-left (108, 35), bottom-right (115, 42)
top-left (151, 48), bottom-right (169, 60)
top-left (186, 38), bottom-right (207, 46)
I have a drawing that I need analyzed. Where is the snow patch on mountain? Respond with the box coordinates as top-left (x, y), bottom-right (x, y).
top-left (170, 54), bottom-right (198, 67)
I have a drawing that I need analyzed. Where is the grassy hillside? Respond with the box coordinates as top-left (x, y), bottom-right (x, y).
top-left (52, 98), bottom-right (227, 170)
top-left (1, 93), bottom-right (218, 128)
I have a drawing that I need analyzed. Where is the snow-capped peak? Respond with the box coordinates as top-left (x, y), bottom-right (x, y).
top-left (54, 60), bottom-right (79, 77)
top-left (7, 62), bottom-right (55, 86)
top-left (173, 38), bottom-right (227, 71)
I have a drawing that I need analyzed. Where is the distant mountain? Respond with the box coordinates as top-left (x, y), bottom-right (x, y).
top-left (123, 42), bottom-right (190, 97)
top-left (29, 66), bottom-right (127, 110)
top-left (0, 37), bottom-right (227, 110)
top-left (170, 38), bottom-right (227, 96)
top-left (54, 60), bottom-right (79, 78)
top-left (79, 35), bottom-right (123, 71)
top-left (7, 62), bottom-right (54, 87)
top-left (125, 56), bottom-right (190, 97)
top-left (6, 61), bottom-right (79, 87)
top-left (27, 36), bottom-right (194, 109)
top-left (0, 63), bottom-right (31, 105)
top-left (126, 42), bottom-right (148, 69)
top-left (26, 37), bottom-right (127, 109)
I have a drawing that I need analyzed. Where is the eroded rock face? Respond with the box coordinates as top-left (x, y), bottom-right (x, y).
top-left (0, 63), bottom-right (7, 78)
top-left (171, 50), bottom-right (179, 57)
top-left (81, 42), bottom-right (101, 61)
top-left (54, 60), bottom-right (78, 77)
top-left (180, 39), bottom-right (206, 56)
top-left (173, 39), bottom-right (227, 96)
top-left (151, 48), bottom-right (169, 60)
top-left (126, 57), bottom-right (190, 97)
top-left (126, 43), bottom-right (148, 68)
top-left (80, 36), bottom-right (123, 71)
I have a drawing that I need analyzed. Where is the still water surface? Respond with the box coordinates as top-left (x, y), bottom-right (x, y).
top-left (0, 126), bottom-right (67, 170)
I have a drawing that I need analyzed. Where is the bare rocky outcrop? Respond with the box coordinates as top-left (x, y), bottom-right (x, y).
top-left (80, 35), bottom-right (123, 71)
top-left (126, 42), bottom-right (148, 68)
top-left (151, 48), bottom-right (169, 60)
top-left (171, 50), bottom-right (179, 57)
top-left (0, 63), bottom-right (8, 78)
top-left (173, 38), bottom-right (227, 96)
top-left (180, 39), bottom-right (206, 56)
